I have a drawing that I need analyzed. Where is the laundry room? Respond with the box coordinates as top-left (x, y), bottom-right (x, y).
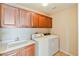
top-left (0, 3), bottom-right (78, 56)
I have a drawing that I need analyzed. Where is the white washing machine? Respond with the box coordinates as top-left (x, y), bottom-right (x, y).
top-left (32, 34), bottom-right (59, 56)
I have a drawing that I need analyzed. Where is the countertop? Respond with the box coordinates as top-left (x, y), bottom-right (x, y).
top-left (0, 40), bottom-right (35, 54)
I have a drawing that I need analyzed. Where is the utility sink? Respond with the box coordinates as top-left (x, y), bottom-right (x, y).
top-left (7, 40), bottom-right (28, 49)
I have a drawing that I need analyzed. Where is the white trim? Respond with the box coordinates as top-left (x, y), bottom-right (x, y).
top-left (60, 49), bottom-right (73, 56)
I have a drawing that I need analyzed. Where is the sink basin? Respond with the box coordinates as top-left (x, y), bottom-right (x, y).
top-left (7, 40), bottom-right (28, 48)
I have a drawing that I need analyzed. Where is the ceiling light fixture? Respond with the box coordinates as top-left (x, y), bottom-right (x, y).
top-left (42, 3), bottom-right (48, 6)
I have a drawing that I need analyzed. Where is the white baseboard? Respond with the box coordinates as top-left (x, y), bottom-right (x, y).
top-left (60, 50), bottom-right (73, 56)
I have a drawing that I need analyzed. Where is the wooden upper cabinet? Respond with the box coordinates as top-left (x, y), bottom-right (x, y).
top-left (39, 15), bottom-right (52, 28)
top-left (0, 4), bottom-right (19, 28)
top-left (39, 15), bottom-right (45, 28)
top-left (19, 9), bottom-right (31, 28)
top-left (0, 4), bottom-right (52, 28)
top-left (31, 13), bottom-right (39, 28)
top-left (46, 17), bottom-right (52, 28)
top-left (39, 15), bottom-right (47, 28)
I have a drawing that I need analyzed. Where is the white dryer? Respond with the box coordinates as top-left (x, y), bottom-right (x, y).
top-left (32, 34), bottom-right (59, 56)
top-left (45, 35), bottom-right (59, 55)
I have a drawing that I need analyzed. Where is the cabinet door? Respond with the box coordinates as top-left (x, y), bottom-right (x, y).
top-left (16, 44), bottom-right (35, 56)
top-left (46, 17), bottom-right (52, 28)
top-left (39, 15), bottom-right (47, 28)
top-left (1, 4), bottom-right (19, 28)
top-left (39, 15), bottom-right (52, 28)
top-left (25, 44), bottom-right (35, 56)
top-left (16, 48), bottom-right (22, 56)
top-left (31, 13), bottom-right (39, 28)
top-left (19, 9), bottom-right (31, 28)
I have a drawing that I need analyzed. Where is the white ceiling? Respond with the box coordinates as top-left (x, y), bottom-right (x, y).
top-left (8, 3), bottom-right (76, 16)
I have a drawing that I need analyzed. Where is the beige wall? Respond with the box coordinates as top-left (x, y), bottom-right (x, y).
top-left (51, 4), bottom-right (78, 55)
top-left (78, 3), bottom-right (79, 56)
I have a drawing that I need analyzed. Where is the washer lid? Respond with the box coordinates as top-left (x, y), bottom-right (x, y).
top-left (32, 33), bottom-right (44, 39)
top-left (32, 37), bottom-right (47, 42)
top-left (45, 35), bottom-right (59, 39)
